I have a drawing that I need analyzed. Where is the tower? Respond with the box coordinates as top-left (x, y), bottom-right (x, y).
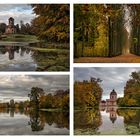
top-left (110, 89), bottom-right (117, 100)
top-left (9, 17), bottom-right (14, 27)
top-left (5, 17), bottom-right (16, 34)
top-left (106, 89), bottom-right (117, 106)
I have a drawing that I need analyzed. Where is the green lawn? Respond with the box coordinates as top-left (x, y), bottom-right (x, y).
top-left (0, 34), bottom-right (38, 42)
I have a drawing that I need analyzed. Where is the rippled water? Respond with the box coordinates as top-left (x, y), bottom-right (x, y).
top-left (0, 45), bottom-right (69, 71)
top-left (0, 109), bottom-right (69, 135)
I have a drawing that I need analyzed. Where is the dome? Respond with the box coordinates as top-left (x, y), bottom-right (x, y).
top-left (101, 100), bottom-right (106, 103)
top-left (9, 17), bottom-right (14, 20)
top-left (110, 89), bottom-right (117, 95)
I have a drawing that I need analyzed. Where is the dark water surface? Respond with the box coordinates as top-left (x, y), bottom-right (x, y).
top-left (74, 107), bottom-right (140, 135)
top-left (0, 45), bottom-right (69, 71)
top-left (0, 109), bottom-right (69, 135)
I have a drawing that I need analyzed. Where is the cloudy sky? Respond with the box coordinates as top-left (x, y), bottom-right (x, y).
top-left (74, 67), bottom-right (140, 100)
top-left (0, 75), bottom-right (69, 103)
top-left (0, 4), bottom-right (35, 25)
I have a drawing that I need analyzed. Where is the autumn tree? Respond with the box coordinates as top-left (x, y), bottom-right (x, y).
top-left (9, 99), bottom-right (15, 108)
top-left (128, 5), bottom-right (140, 55)
top-left (74, 4), bottom-right (125, 57)
top-left (16, 24), bottom-right (20, 33)
top-left (0, 23), bottom-right (6, 34)
top-left (39, 89), bottom-right (69, 110)
top-left (118, 71), bottom-right (140, 107)
top-left (31, 4), bottom-right (69, 43)
top-left (74, 77), bottom-right (102, 109)
top-left (28, 87), bottom-right (45, 109)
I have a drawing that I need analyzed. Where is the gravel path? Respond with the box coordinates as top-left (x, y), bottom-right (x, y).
top-left (74, 54), bottom-right (140, 63)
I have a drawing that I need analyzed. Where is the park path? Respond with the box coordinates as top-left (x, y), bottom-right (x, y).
top-left (74, 54), bottom-right (140, 63)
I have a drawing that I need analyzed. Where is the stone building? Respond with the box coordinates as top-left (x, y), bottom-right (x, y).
top-left (100, 89), bottom-right (117, 106)
top-left (100, 100), bottom-right (106, 106)
top-left (106, 89), bottom-right (117, 106)
top-left (5, 17), bottom-right (17, 34)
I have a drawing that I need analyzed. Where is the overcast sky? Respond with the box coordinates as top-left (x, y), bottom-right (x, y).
top-left (74, 67), bottom-right (140, 100)
top-left (0, 4), bottom-right (35, 25)
top-left (0, 75), bottom-right (69, 103)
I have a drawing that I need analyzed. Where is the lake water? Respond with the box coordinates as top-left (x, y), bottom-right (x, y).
top-left (0, 45), bottom-right (69, 71)
top-left (0, 109), bottom-right (69, 135)
top-left (74, 107), bottom-right (140, 135)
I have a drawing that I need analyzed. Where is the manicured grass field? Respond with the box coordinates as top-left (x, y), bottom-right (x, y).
top-left (0, 34), bottom-right (38, 42)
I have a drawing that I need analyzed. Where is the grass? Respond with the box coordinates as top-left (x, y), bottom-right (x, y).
top-left (0, 34), bottom-right (38, 42)
top-left (27, 46), bottom-right (69, 54)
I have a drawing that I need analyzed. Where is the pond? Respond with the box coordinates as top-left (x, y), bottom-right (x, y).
top-left (0, 109), bottom-right (69, 135)
top-left (0, 45), bottom-right (69, 71)
top-left (74, 107), bottom-right (140, 135)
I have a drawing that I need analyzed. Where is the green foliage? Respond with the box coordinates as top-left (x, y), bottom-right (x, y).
top-left (31, 49), bottom-right (69, 71)
top-left (28, 87), bottom-right (45, 109)
top-left (0, 23), bottom-right (6, 34)
top-left (74, 4), bottom-right (124, 57)
top-left (74, 77), bottom-right (102, 108)
top-left (10, 99), bottom-right (15, 108)
top-left (118, 71), bottom-right (140, 107)
top-left (0, 88), bottom-right (69, 111)
top-left (1, 34), bottom-right (38, 42)
top-left (130, 5), bottom-right (140, 55)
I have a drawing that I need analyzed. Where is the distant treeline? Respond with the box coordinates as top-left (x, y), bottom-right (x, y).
top-left (0, 87), bottom-right (69, 111)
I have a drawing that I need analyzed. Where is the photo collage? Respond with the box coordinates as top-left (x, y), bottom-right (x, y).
top-left (0, 1), bottom-right (140, 138)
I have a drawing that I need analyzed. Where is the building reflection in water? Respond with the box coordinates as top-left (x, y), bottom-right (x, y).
top-left (2, 45), bottom-right (32, 60)
top-left (5, 46), bottom-right (15, 60)
top-left (0, 44), bottom-right (69, 71)
top-left (100, 107), bottom-right (117, 124)
top-left (107, 107), bottom-right (117, 123)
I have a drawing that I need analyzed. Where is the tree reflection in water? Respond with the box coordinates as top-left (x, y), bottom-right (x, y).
top-left (29, 110), bottom-right (69, 132)
top-left (118, 108), bottom-right (140, 134)
top-left (0, 108), bottom-right (69, 133)
top-left (0, 45), bottom-right (32, 60)
top-left (74, 109), bottom-right (102, 135)
top-left (0, 45), bottom-right (69, 71)
top-left (28, 110), bottom-right (44, 131)
top-left (75, 107), bottom-right (140, 135)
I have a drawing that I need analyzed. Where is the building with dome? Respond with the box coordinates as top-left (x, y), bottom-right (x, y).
top-left (100, 89), bottom-right (117, 106)
top-left (106, 89), bottom-right (117, 106)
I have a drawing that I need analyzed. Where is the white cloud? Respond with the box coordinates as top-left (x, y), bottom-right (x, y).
top-left (0, 4), bottom-right (35, 25)
top-left (74, 67), bottom-right (140, 99)
top-left (0, 75), bottom-right (69, 102)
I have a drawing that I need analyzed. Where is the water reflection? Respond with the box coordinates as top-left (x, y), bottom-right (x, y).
top-left (28, 110), bottom-right (44, 132)
top-left (0, 108), bottom-right (69, 135)
top-left (74, 109), bottom-right (102, 135)
top-left (117, 108), bottom-right (140, 134)
top-left (0, 45), bottom-right (69, 71)
top-left (74, 107), bottom-right (140, 135)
